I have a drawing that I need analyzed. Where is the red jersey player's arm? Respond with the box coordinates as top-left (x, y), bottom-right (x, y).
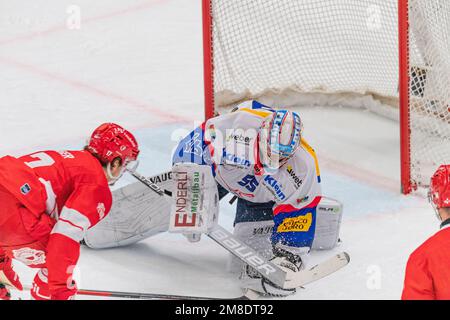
top-left (402, 250), bottom-right (435, 300)
top-left (45, 184), bottom-right (112, 298)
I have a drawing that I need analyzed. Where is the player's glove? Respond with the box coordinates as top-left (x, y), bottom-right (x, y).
top-left (31, 269), bottom-right (51, 300)
top-left (51, 285), bottom-right (77, 300)
top-left (31, 268), bottom-right (77, 300)
top-left (0, 255), bottom-right (23, 300)
top-left (240, 246), bottom-right (304, 297)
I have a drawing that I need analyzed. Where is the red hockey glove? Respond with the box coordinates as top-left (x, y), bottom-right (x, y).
top-left (31, 269), bottom-right (51, 300)
top-left (31, 268), bottom-right (77, 300)
top-left (51, 285), bottom-right (77, 300)
top-left (0, 255), bottom-right (23, 300)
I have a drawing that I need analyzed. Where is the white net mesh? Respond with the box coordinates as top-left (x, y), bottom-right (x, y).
top-left (408, 0), bottom-right (450, 188)
top-left (206, 0), bottom-right (450, 189)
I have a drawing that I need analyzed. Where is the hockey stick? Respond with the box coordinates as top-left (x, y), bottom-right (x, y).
top-left (20, 286), bottom-right (251, 300)
top-left (128, 169), bottom-right (350, 290)
top-left (127, 170), bottom-right (286, 287)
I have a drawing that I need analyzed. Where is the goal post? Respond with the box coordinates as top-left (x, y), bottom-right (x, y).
top-left (202, 0), bottom-right (450, 194)
top-left (399, 0), bottom-right (412, 194)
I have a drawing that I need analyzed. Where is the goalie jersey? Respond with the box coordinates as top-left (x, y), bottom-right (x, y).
top-left (173, 101), bottom-right (322, 253)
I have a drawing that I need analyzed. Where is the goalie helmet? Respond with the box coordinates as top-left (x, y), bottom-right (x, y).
top-left (429, 165), bottom-right (450, 219)
top-left (87, 123), bottom-right (140, 166)
top-left (259, 110), bottom-right (302, 170)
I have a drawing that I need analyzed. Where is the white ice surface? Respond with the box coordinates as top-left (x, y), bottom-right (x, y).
top-left (0, 0), bottom-right (439, 300)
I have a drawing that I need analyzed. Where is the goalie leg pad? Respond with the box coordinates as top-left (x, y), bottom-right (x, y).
top-left (228, 220), bottom-right (274, 274)
top-left (84, 172), bottom-right (173, 249)
top-left (311, 197), bottom-right (343, 250)
top-left (229, 199), bottom-right (275, 274)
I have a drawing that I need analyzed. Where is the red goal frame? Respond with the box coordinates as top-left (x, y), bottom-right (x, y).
top-left (202, 0), bottom-right (415, 194)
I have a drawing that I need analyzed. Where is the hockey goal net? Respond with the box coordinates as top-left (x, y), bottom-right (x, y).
top-left (202, 0), bottom-right (450, 194)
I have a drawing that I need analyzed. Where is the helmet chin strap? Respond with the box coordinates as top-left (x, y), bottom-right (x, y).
top-left (106, 162), bottom-right (125, 186)
top-left (428, 190), bottom-right (443, 222)
top-left (106, 159), bottom-right (140, 186)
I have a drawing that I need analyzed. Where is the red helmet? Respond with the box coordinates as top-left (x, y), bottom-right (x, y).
top-left (429, 165), bottom-right (450, 210)
top-left (87, 123), bottom-right (140, 165)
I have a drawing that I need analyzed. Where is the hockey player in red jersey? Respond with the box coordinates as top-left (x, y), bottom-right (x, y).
top-left (0, 123), bottom-right (139, 300)
top-left (402, 165), bottom-right (450, 300)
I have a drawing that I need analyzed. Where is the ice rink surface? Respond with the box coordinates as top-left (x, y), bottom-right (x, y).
top-left (0, 0), bottom-right (439, 300)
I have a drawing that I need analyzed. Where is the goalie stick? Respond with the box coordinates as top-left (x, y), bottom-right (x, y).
top-left (128, 169), bottom-right (350, 290)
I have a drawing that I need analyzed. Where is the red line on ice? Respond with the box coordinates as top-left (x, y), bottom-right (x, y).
top-left (0, 0), bottom-right (169, 47)
top-left (0, 56), bottom-right (194, 123)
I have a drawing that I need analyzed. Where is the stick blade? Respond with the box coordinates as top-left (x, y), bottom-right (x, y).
top-left (283, 252), bottom-right (350, 289)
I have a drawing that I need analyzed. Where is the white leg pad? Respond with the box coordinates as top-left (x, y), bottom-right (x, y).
top-left (84, 172), bottom-right (172, 249)
top-left (227, 220), bottom-right (275, 274)
top-left (311, 196), bottom-right (343, 250)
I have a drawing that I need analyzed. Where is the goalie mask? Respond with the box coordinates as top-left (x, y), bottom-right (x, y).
top-left (87, 123), bottom-right (140, 184)
top-left (429, 165), bottom-right (450, 221)
top-left (259, 110), bottom-right (302, 172)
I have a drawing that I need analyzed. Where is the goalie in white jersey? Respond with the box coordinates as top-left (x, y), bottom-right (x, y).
top-left (84, 100), bottom-right (343, 297)
top-left (172, 101), bottom-right (329, 296)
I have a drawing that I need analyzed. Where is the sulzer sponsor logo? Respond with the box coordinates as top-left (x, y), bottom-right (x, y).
top-left (296, 196), bottom-right (309, 205)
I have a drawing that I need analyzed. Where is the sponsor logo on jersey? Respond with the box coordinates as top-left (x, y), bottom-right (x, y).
top-left (263, 176), bottom-right (286, 201)
top-left (183, 132), bottom-right (203, 157)
top-left (277, 213), bottom-right (313, 233)
top-left (206, 124), bottom-right (217, 142)
top-left (12, 248), bottom-right (46, 266)
top-left (296, 196), bottom-right (309, 205)
top-left (238, 175), bottom-right (259, 192)
top-left (226, 132), bottom-right (252, 146)
top-left (286, 165), bottom-right (303, 189)
top-left (97, 203), bottom-right (106, 220)
top-left (223, 152), bottom-right (251, 168)
top-left (20, 183), bottom-right (31, 195)
top-left (57, 150), bottom-right (75, 159)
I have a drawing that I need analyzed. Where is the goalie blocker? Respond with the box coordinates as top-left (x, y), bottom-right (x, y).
top-left (169, 163), bottom-right (219, 235)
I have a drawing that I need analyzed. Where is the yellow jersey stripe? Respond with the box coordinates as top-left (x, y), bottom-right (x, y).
top-left (301, 138), bottom-right (321, 179)
top-left (239, 108), bottom-right (272, 118)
